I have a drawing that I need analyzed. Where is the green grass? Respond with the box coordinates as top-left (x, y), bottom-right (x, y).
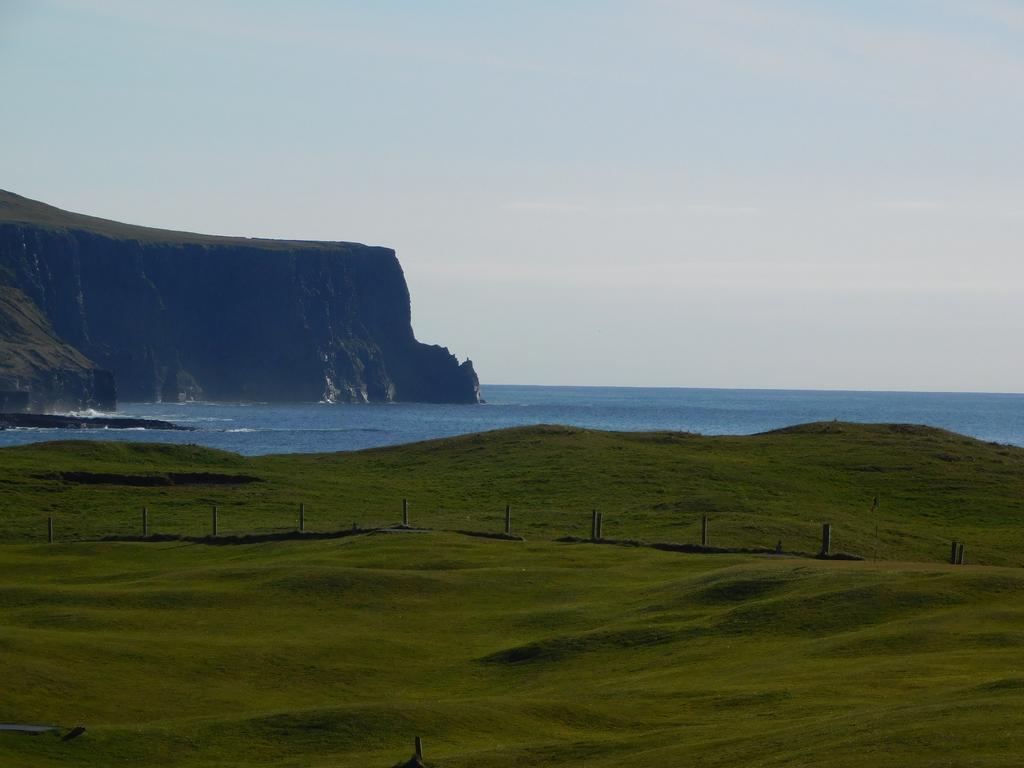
top-left (2, 425), bottom-right (1024, 765)
top-left (2, 422), bottom-right (1023, 565)
top-left (0, 535), bottom-right (1022, 767)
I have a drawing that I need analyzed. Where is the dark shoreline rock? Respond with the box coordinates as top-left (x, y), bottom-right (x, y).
top-left (0, 413), bottom-right (193, 431)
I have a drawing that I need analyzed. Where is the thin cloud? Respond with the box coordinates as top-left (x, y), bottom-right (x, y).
top-left (501, 201), bottom-right (589, 213)
top-left (876, 199), bottom-right (944, 211)
top-left (683, 204), bottom-right (760, 215)
top-left (651, 0), bottom-right (1024, 106)
top-left (959, 0), bottom-right (1024, 30)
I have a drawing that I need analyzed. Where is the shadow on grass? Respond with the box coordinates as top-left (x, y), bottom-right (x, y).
top-left (100, 529), bottom-right (372, 546)
top-left (454, 530), bottom-right (525, 542)
top-left (554, 536), bottom-right (863, 561)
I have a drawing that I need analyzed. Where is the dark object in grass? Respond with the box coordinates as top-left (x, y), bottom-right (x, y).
top-left (0, 413), bottom-right (193, 431)
top-left (392, 737), bottom-right (429, 768)
top-left (62, 726), bottom-right (86, 741)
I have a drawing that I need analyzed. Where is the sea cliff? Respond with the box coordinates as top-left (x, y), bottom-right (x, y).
top-left (0, 191), bottom-right (480, 409)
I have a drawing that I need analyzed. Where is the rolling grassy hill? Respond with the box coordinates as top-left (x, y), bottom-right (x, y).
top-left (0, 535), bottom-right (1022, 767)
top-left (1, 422), bottom-right (1022, 565)
top-left (1, 424), bottom-right (1023, 765)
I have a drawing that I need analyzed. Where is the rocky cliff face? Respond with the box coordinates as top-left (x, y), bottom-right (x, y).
top-left (0, 191), bottom-right (480, 409)
top-left (0, 284), bottom-right (116, 412)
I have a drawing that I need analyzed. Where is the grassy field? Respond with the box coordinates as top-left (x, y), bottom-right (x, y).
top-left (2, 422), bottom-right (1023, 565)
top-left (0, 534), bottom-right (1022, 767)
top-left (1, 422), bottom-right (1023, 766)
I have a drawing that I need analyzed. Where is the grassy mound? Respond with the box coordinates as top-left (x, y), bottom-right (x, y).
top-left (2, 422), bottom-right (1023, 565)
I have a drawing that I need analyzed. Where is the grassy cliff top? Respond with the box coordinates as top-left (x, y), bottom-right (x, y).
top-left (2, 422), bottom-right (1022, 564)
top-left (0, 189), bottom-right (382, 252)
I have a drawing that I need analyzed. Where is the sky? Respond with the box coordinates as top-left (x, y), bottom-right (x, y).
top-left (1, 1), bottom-right (1022, 392)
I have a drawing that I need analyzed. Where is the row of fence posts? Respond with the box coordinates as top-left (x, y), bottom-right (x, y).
top-left (38, 505), bottom-right (967, 564)
top-left (41, 509), bottom-right (834, 552)
top-left (44, 499), bottom-right (438, 541)
top-left (587, 514), bottom-right (830, 557)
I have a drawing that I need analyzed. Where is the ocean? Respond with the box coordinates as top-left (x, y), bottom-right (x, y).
top-left (1, 385), bottom-right (1023, 456)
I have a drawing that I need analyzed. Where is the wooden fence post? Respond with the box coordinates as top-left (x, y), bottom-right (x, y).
top-left (47, 516), bottom-right (53, 544)
top-left (596, 512), bottom-right (604, 541)
top-left (299, 503), bottom-right (305, 532)
top-left (821, 523), bottom-right (831, 556)
top-left (505, 504), bottom-right (512, 536)
top-left (143, 506), bottom-right (149, 537)
top-left (957, 542), bottom-right (965, 565)
top-left (403, 498), bottom-right (409, 527)
top-left (415, 736), bottom-right (424, 760)
top-left (591, 509), bottom-right (598, 541)
top-left (212, 506), bottom-right (218, 537)
top-left (701, 514), bottom-right (709, 547)
top-left (950, 541), bottom-right (958, 565)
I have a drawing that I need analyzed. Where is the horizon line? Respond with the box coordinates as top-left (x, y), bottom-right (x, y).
top-left (480, 383), bottom-right (1024, 397)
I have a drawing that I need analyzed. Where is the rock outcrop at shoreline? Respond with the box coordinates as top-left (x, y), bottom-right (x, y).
top-left (0, 190), bottom-right (481, 410)
top-left (0, 413), bottom-right (192, 431)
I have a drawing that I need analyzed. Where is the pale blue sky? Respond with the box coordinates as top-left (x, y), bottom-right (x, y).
top-left (2, 1), bottom-right (1022, 391)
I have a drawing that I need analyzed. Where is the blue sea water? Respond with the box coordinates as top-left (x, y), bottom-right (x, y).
top-left (2, 385), bottom-right (1023, 455)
